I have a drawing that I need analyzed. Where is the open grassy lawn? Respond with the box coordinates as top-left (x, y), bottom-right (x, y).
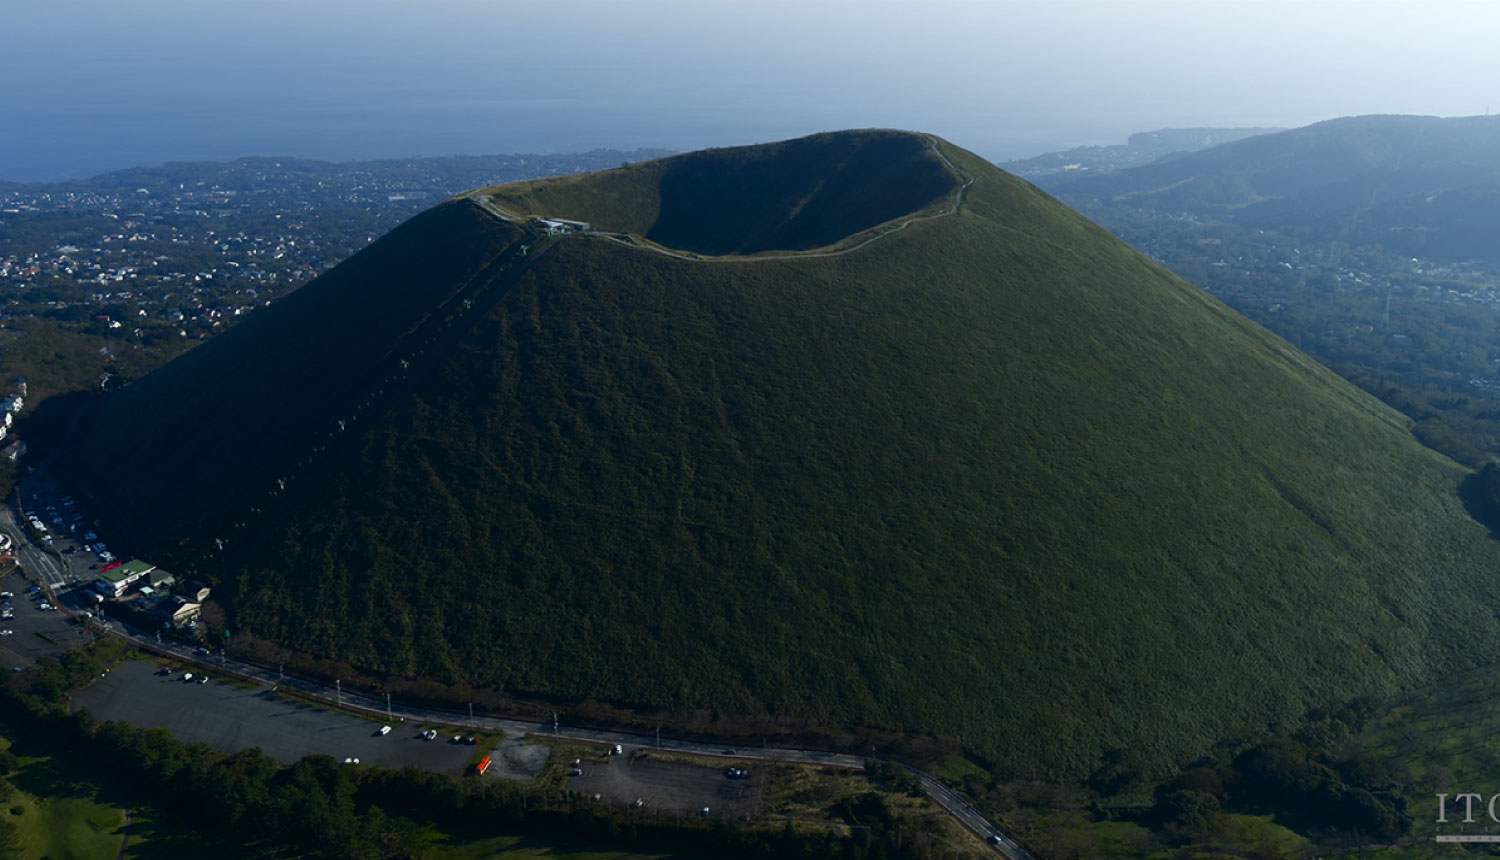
top-left (0, 731), bottom-right (260, 860)
top-left (9, 791), bottom-right (124, 860)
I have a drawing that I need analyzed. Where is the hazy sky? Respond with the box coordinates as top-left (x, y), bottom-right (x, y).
top-left (4, 0), bottom-right (1499, 180)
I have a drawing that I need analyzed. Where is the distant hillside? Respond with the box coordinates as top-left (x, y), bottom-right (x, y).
top-left (1001, 127), bottom-right (1283, 179)
top-left (1044, 114), bottom-right (1500, 261)
top-left (56, 129), bottom-right (1500, 780)
top-left (1032, 114), bottom-right (1500, 468)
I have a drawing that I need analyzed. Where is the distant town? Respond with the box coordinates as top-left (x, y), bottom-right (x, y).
top-left (0, 149), bottom-right (668, 351)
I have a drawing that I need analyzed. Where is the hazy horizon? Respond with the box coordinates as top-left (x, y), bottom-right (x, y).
top-left (5, 0), bottom-right (1499, 181)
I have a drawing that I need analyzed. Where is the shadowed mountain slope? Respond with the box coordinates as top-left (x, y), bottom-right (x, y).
top-left (58, 130), bottom-right (1500, 780)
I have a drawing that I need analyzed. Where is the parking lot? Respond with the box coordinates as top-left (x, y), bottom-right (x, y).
top-left (72, 660), bottom-right (480, 772)
top-left (15, 470), bottom-right (113, 588)
top-left (0, 568), bottom-right (86, 668)
top-left (566, 752), bottom-right (764, 819)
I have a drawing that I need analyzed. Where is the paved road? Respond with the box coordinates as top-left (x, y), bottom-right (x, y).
top-left (2, 508), bottom-right (68, 592)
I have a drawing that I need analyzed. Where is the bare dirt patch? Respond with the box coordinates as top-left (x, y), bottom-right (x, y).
top-left (488, 737), bottom-right (549, 782)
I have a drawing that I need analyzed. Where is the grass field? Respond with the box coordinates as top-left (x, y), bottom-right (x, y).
top-left (9, 792), bottom-right (124, 860)
top-left (0, 732), bottom-right (261, 860)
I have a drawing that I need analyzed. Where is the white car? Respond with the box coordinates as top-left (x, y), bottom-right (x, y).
top-left (0, 630), bottom-right (12, 636)
top-left (378, 726), bottom-right (392, 736)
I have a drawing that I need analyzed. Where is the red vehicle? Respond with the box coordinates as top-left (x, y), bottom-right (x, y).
top-left (100, 561), bottom-right (123, 572)
top-left (475, 756), bottom-right (492, 775)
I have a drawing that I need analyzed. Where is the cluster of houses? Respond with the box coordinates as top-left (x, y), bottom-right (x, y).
top-left (0, 378), bottom-right (25, 453)
top-left (92, 558), bottom-right (209, 630)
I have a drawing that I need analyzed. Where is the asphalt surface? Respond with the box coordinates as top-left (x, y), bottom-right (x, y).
top-left (72, 660), bottom-right (479, 770)
top-left (0, 567), bottom-right (85, 667)
top-left (567, 753), bottom-right (763, 819)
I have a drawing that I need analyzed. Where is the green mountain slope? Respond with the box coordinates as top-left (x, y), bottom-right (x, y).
top-left (58, 130), bottom-right (1500, 780)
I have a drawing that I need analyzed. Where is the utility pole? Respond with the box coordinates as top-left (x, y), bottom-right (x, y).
top-left (552, 712), bottom-right (559, 735)
top-left (468, 702), bottom-right (473, 724)
top-left (278, 665), bottom-right (284, 684)
top-left (386, 692), bottom-right (392, 721)
top-left (656, 724), bottom-right (660, 749)
top-left (336, 679), bottom-right (342, 707)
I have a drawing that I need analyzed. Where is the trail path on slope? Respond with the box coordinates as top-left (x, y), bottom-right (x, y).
top-left (468, 135), bottom-right (976, 264)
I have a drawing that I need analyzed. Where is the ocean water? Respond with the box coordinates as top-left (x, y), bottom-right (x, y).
top-left (2, 76), bottom-right (1093, 183)
top-left (0, 2), bottom-right (1133, 183)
